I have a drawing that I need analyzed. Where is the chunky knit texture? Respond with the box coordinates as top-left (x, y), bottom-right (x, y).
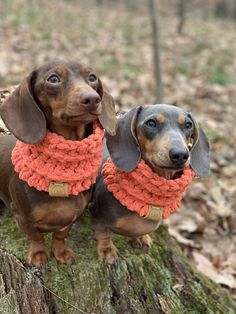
top-left (12, 121), bottom-right (104, 195)
top-left (102, 158), bottom-right (195, 219)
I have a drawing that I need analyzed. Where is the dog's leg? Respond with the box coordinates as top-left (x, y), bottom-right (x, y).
top-left (27, 235), bottom-right (49, 267)
top-left (95, 229), bottom-right (118, 264)
top-left (15, 220), bottom-right (49, 267)
top-left (52, 227), bottom-right (76, 264)
top-left (131, 234), bottom-right (153, 248)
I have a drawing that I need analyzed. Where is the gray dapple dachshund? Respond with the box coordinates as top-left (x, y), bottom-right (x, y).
top-left (90, 104), bottom-right (210, 264)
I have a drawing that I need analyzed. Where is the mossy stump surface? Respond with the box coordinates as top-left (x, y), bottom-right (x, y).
top-left (0, 208), bottom-right (235, 314)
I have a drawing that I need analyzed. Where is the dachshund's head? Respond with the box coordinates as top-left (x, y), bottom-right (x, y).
top-left (107, 104), bottom-right (210, 178)
top-left (0, 60), bottom-right (117, 143)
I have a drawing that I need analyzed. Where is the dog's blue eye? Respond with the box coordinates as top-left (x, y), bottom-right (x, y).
top-left (88, 73), bottom-right (97, 83)
top-left (47, 74), bottom-right (61, 83)
top-left (185, 121), bottom-right (193, 129)
top-left (146, 119), bottom-right (157, 128)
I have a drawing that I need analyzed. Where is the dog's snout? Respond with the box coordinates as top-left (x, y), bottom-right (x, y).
top-left (80, 91), bottom-right (101, 108)
top-left (169, 148), bottom-right (189, 166)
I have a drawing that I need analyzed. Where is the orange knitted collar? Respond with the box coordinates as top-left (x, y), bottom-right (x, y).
top-left (102, 158), bottom-right (195, 220)
top-left (12, 121), bottom-right (104, 196)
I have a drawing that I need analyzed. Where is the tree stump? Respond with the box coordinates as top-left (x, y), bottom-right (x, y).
top-left (0, 210), bottom-right (235, 314)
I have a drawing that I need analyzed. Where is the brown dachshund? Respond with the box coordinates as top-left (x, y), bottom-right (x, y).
top-left (90, 104), bottom-right (210, 264)
top-left (0, 60), bottom-right (116, 266)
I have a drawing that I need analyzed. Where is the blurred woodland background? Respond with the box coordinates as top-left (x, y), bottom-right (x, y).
top-left (0, 0), bottom-right (235, 301)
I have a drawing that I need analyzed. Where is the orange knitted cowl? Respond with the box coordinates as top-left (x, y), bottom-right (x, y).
top-left (12, 121), bottom-right (104, 195)
top-left (102, 158), bottom-right (195, 219)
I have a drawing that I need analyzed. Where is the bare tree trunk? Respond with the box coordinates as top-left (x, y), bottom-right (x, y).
top-left (177, 0), bottom-right (186, 35)
top-left (215, 0), bottom-right (236, 19)
top-left (148, 0), bottom-right (163, 103)
top-left (225, 0), bottom-right (236, 19)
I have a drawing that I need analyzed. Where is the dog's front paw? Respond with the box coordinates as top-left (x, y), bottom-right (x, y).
top-left (52, 240), bottom-right (76, 264)
top-left (131, 234), bottom-right (153, 248)
top-left (97, 244), bottom-right (119, 265)
top-left (27, 241), bottom-right (49, 267)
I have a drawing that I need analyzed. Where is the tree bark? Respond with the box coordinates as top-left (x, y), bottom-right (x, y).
top-left (177, 0), bottom-right (186, 35)
top-left (215, 0), bottom-right (236, 19)
top-left (0, 248), bottom-right (56, 313)
top-left (148, 0), bottom-right (163, 103)
top-left (0, 213), bottom-right (235, 314)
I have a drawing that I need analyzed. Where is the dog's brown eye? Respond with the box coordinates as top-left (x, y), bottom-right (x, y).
top-left (47, 74), bottom-right (61, 83)
top-left (146, 119), bottom-right (157, 128)
top-left (88, 73), bottom-right (97, 83)
top-left (185, 121), bottom-right (193, 129)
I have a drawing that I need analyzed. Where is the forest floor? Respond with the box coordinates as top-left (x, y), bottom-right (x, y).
top-left (0, 0), bottom-right (235, 300)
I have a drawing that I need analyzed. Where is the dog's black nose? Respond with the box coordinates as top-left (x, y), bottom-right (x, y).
top-left (80, 91), bottom-right (101, 109)
top-left (169, 148), bottom-right (189, 166)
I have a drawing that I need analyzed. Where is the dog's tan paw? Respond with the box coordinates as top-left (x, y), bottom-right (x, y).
top-left (27, 243), bottom-right (49, 267)
top-left (52, 241), bottom-right (76, 264)
top-left (98, 245), bottom-right (119, 265)
top-left (131, 234), bottom-right (153, 248)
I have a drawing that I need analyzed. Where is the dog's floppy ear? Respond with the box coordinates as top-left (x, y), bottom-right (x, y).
top-left (189, 114), bottom-right (210, 177)
top-left (0, 72), bottom-right (46, 144)
top-left (106, 106), bottom-right (142, 172)
top-left (97, 78), bottom-right (117, 136)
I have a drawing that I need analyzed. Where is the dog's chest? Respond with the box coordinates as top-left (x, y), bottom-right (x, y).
top-left (32, 191), bottom-right (91, 232)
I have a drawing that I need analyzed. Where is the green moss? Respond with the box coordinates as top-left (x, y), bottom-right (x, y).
top-left (0, 211), bottom-right (235, 313)
top-left (0, 217), bottom-right (28, 261)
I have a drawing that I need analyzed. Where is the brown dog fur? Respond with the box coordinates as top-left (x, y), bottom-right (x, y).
top-left (0, 60), bottom-right (116, 266)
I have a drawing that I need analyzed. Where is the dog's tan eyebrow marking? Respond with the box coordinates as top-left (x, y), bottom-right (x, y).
top-left (177, 115), bottom-right (186, 124)
top-left (55, 66), bottom-right (66, 76)
top-left (156, 114), bottom-right (165, 124)
top-left (80, 65), bottom-right (89, 76)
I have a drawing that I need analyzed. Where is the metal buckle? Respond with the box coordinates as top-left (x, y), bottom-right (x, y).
top-left (145, 205), bottom-right (163, 222)
top-left (49, 182), bottom-right (69, 197)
